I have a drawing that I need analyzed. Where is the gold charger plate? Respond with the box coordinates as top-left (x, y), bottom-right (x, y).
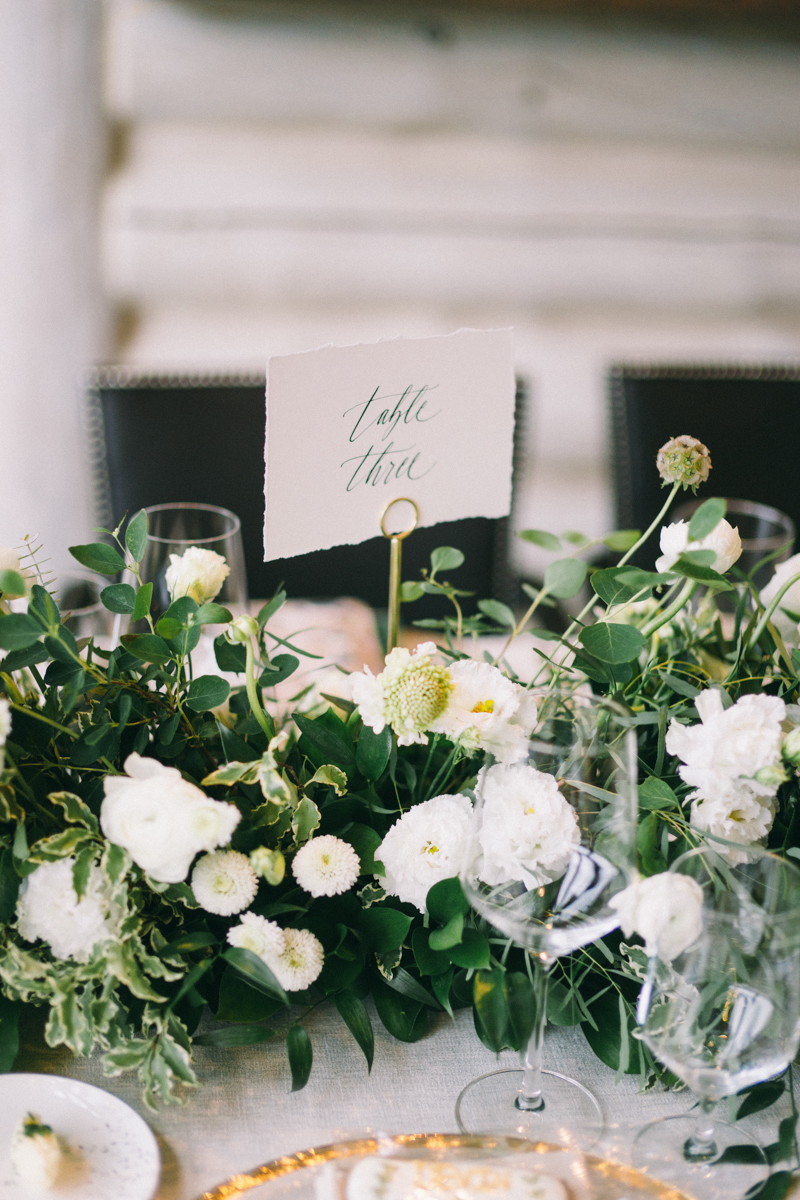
top-left (197, 1133), bottom-right (693, 1200)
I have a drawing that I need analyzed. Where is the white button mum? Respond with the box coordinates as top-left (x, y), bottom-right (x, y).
top-left (16, 858), bottom-right (116, 962)
top-left (349, 642), bottom-right (452, 747)
top-left (655, 518), bottom-right (742, 575)
top-left (610, 870), bottom-right (705, 961)
top-left (266, 927), bottom-right (325, 991)
top-left (760, 552), bottom-right (800, 647)
top-left (164, 546), bottom-right (230, 605)
top-left (100, 753), bottom-right (241, 883)
top-left (428, 659), bottom-right (538, 764)
top-left (377, 793), bottom-right (473, 912)
top-left (477, 763), bottom-right (581, 890)
top-left (191, 850), bottom-right (258, 915)
top-left (227, 911), bottom-right (286, 958)
top-left (292, 835), bottom-right (360, 897)
top-left (666, 690), bottom-right (785, 861)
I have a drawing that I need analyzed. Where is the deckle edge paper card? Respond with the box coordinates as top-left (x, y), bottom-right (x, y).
top-left (263, 328), bottom-right (516, 563)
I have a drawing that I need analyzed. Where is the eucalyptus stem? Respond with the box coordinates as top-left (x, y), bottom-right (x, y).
top-left (748, 570), bottom-right (800, 650)
top-left (244, 636), bottom-right (273, 740)
top-left (639, 579), bottom-right (697, 639)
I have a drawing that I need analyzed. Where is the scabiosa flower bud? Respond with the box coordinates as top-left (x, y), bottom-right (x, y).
top-left (350, 643), bottom-right (453, 747)
top-left (225, 613), bottom-right (258, 644)
top-left (656, 435), bottom-right (712, 490)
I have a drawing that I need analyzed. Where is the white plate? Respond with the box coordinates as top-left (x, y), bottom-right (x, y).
top-left (0, 1074), bottom-right (160, 1199)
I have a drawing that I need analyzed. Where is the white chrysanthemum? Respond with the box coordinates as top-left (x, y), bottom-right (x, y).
top-left (655, 518), bottom-right (742, 575)
top-left (292, 835), bottom-right (360, 897)
top-left (16, 858), bottom-right (116, 962)
top-left (610, 871), bottom-right (705, 961)
top-left (377, 793), bottom-right (473, 912)
top-left (100, 753), bottom-right (241, 883)
top-left (265, 927), bottom-right (325, 991)
top-left (477, 763), bottom-right (581, 890)
top-left (164, 546), bottom-right (230, 605)
top-left (191, 850), bottom-right (258, 915)
top-left (666, 690), bottom-right (785, 862)
top-left (0, 697), bottom-right (11, 745)
top-left (227, 911), bottom-right (286, 958)
top-left (429, 659), bottom-right (538, 764)
top-left (349, 642), bottom-right (452, 747)
top-left (760, 553), bottom-right (800, 646)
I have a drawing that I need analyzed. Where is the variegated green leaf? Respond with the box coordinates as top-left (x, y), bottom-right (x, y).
top-left (291, 796), bottom-right (321, 844)
top-left (48, 790), bottom-right (99, 833)
top-left (202, 760), bottom-right (259, 787)
top-left (104, 941), bottom-right (166, 1002)
top-left (307, 764), bottom-right (348, 796)
top-left (29, 827), bottom-right (95, 863)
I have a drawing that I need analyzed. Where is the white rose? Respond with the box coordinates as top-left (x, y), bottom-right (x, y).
top-left (611, 871), bottom-right (704, 961)
top-left (477, 762), bottom-right (580, 890)
top-left (164, 546), bottom-right (230, 605)
top-left (760, 553), bottom-right (800, 647)
top-left (429, 660), bottom-right (538, 765)
top-left (16, 858), bottom-right (116, 962)
top-left (100, 753), bottom-right (241, 882)
top-left (655, 518), bottom-right (742, 575)
top-left (377, 793), bottom-right (474, 912)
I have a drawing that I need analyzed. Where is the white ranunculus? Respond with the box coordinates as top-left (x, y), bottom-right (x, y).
top-left (655, 518), bottom-right (742, 575)
top-left (16, 858), bottom-right (116, 962)
top-left (100, 753), bottom-right (241, 883)
top-left (377, 793), bottom-right (474, 912)
top-left (760, 553), bottom-right (800, 647)
top-left (611, 870), bottom-right (704, 961)
top-left (191, 850), bottom-right (258, 915)
top-left (666, 690), bottom-right (785, 862)
top-left (477, 763), bottom-right (580, 889)
top-left (164, 546), bottom-right (230, 605)
top-left (428, 660), bottom-right (538, 765)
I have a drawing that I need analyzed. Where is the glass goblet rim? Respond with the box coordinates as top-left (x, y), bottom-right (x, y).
top-left (142, 501), bottom-right (242, 545)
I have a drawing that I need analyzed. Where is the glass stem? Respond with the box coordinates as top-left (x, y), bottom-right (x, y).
top-left (683, 1097), bottom-right (718, 1163)
top-left (516, 958), bottom-right (551, 1113)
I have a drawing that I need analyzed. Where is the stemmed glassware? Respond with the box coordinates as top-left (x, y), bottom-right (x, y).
top-left (632, 847), bottom-right (800, 1200)
top-left (138, 502), bottom-right (248, 619)
top-left (456, 688), bottom-right (639, 1146)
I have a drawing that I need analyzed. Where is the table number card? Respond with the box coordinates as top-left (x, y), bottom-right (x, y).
top-left (263, 328), bottom-right (516, 562)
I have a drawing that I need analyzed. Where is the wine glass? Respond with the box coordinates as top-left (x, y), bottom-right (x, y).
top-left (632, 848), bottom-right (800, 1200)
top-left (456, 688), bottom-right (639, 1146)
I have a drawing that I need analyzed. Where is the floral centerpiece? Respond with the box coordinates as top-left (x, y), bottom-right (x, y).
top-left (1, 436), bottom-right (800, 1159)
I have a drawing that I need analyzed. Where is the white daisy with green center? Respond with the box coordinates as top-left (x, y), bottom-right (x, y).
top-left (191, 849), bottom-right (258, 916)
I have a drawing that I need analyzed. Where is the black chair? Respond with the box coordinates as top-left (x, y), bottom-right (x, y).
top-left (89, 369), bottom-right (526, 614)
top-left (610, 363), bottom-right (800, 568)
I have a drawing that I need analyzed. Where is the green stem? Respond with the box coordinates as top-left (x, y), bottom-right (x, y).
top-left (639, 579), bottom-right (697, 639)
top-left (559, 482), bottom-right (682, 652)
top-left (423, 744), bottom-right (459, 802)
top-left (8, 703), bottom-right (76, 739)
top-left (244, 637), bottom-right (273, 740)
top-left (748, 570), bottom-right (800, 650)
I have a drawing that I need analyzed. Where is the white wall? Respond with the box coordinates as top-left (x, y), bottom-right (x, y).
top-left (102, 0), bottom-right (800, 575)
top-left (0, 0), bottom-right (106, 564)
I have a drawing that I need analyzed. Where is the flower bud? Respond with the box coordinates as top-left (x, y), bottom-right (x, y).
top-left (656, 435), bottom-right (712, 490)
top-left (225, 614), bottom-right (258, 644)
top-left (754, 763), bottom-right (789, 789)
top-left (784, 726), bottom-right (800, 765)
top-left (250, 846), bottom-right (285, 886)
